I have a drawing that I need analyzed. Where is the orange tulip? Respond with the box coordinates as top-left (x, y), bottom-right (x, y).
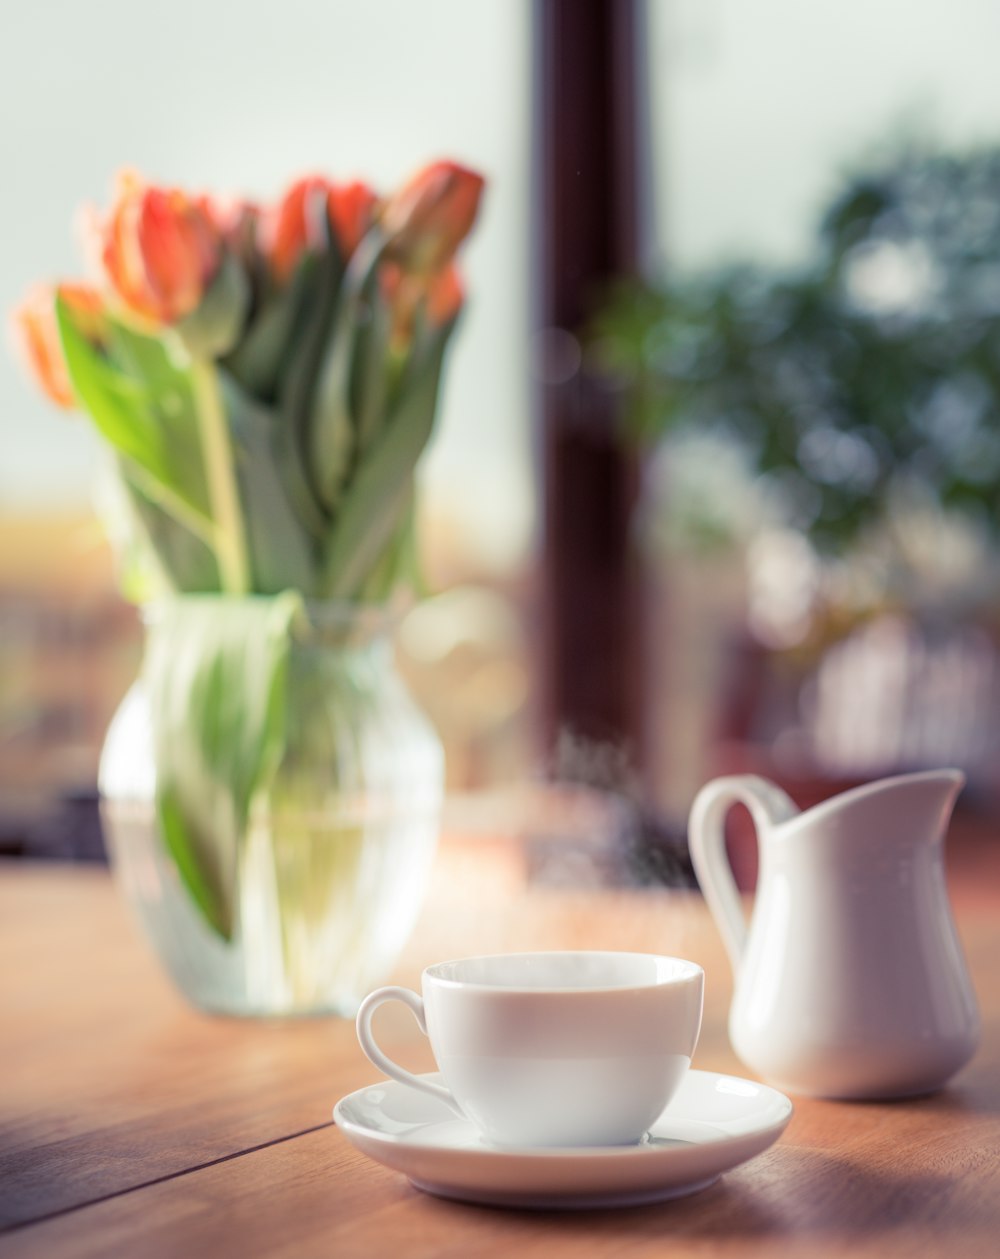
top-left (380, 160), bottom-right (484, 274)
top-left (263, 176), bottom-right (323, 282)
top-left (101, 172), bottom-right (221, 324)
top-left (380, 260), bottom-right (464, 346)
top-left (263, 176), bottom-right (376, 281)
top-left (426, 263), bottom-right (464, 326)
top-left (11, 283), bottom-right (106, 409)
top-left (327, 181), bottom-right (378, 257)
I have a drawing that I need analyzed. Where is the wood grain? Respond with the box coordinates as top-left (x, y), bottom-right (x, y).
top-left (0, 849), bottom-right (725, 1232)
top-left (0, 866), bottom-right (347, 1230)
top-left (6, 1016), bottom-right (1000, 1259)
top-left (2, 828), bottom-right (999, 1257)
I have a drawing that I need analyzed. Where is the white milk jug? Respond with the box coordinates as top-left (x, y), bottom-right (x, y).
top-left (689, 770), bottom-right (980, 1098)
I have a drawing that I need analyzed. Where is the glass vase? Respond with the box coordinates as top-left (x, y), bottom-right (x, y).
top-left (99, 602), bottom-right (443, 1016)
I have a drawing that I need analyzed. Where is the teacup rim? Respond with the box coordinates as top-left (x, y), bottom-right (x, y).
top-left (423, 950), bottom-right (704, 994)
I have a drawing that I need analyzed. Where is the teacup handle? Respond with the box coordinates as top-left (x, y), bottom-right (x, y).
top-left (688, 776), bottom-right (798, 972)
top-left (356, 986), bottom-right (465, 1116)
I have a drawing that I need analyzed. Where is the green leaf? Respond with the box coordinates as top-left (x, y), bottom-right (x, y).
top-left (117, 461), bottom-right (222, 594)
top-left (277, 235), bottom-right (346, 529)
top-left (319, 321), bottom-right (452, 599)
top-left (309, 337), bottom-right (355, 515)
top-left (58, 303), bottom-right (214, 539)
top-left (174, 252), bottom-right (251, 360)
top-left (218, 370), bottom-right (319, 594)
top-left (107, 317), bottom-right (179, 387)
top-left (59, 303), bottom-right (173, 479)
top-left (143, 593), bottom-right (304, 939)
top-left (351, 277), bottom-right (394, 457)
top-left (356, 483), bottom-right (419, 603)
top-left (224, 257), bottom-right (319, 403)
top-left (307, 230), bottom-right (388, 516)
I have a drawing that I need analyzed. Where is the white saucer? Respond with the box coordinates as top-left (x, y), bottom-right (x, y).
top-left (333, 1068), bottom-right (792, 1210)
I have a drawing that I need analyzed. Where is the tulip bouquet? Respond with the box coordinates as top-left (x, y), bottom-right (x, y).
top-left (15, 162), bottom-right (483, 602)
top-left (11, 162), bottom-right (484, 998)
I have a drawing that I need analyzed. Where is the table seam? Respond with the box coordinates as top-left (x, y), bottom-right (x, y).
top-left (1, 1121), bottom-right (336, 1237)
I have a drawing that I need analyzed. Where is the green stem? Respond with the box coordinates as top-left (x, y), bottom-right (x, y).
top-left (190, 357), bottom-right (251, 595)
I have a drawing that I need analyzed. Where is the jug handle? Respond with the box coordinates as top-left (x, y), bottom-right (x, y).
top-left (688, 775), bottom-right (799, 972)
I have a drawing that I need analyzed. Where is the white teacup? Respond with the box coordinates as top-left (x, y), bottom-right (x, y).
top-left (356, 951), bottom-right (704, 1147)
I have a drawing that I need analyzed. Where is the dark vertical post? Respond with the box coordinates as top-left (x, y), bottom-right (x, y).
top-left (533, 0), bottom-right (645, 773)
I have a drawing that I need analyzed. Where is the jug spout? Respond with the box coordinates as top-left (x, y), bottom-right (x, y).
top-left (791, 768), bottom-right (966, 854)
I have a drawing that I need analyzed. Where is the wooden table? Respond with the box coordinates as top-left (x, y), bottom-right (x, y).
top-left (2, 833), bottom-right (999, 1259)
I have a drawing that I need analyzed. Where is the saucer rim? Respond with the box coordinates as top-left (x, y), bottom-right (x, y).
top-left (333, 1067), bottom-right (793, 1160)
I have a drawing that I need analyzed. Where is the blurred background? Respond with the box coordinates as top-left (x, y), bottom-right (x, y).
top-left (3, 0), bottom-right (1000, 879)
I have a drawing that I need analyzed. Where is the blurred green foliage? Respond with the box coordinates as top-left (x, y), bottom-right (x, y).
top-left (593, 145), bottom-right (1000, 554)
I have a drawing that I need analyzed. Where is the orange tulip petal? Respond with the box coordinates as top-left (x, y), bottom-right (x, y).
top-left (427, 263), bottom-right (464, 326)
top-left (11, 283), bottom-right (104, 409)
top-left (139, 191), bottom-right (216, 320)
top-left (265, 176), bottom-right (376, 280)
top-left (264, 175), bottom-right (328, 282)
top-left (327, 181), bottom-right (377, 257)
top-left (381, 160), bottom-right (485, 274)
